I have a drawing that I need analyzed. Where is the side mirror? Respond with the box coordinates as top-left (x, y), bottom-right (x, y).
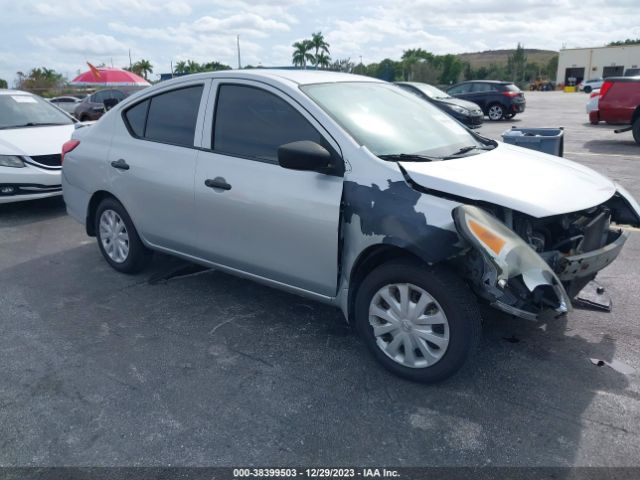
top-left (278, 141), bottom-right (336, 174)
top-left (103, 98), bottom-right (119, 110)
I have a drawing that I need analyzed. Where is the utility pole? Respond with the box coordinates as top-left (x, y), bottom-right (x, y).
top-left (128, 49), bottom-right (132, 70)
top-left (237, 35), bottom-right (242, 69)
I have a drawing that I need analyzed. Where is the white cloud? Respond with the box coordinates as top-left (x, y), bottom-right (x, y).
top-left (29, 32), bottom-right (131, 56)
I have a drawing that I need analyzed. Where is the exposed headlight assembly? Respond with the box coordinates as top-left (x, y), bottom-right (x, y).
top-left (453, 205), bottom-right (571, 318)
top-left (0, 155), bottom-right (25, 168)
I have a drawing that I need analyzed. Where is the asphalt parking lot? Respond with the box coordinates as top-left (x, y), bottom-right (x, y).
top-left (1, 91), bottom-right (639, 467)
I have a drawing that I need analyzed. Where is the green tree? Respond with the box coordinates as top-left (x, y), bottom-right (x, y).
top-left (309, 32), bottom-right (330, 65)
top-left (202, 61), bottom-right (231, 71)
top-left (608, 38), bottom-right (640, 46)
top-left (546, 54), bottom-right (559, 80)
top-left (0, 78), bottom-right (7, 89)
top-left (130, 59), bottom-right (153, 79)
top-left (292, 40), bottom-right (314, 69)
top-left (375, 59), bottom-right (399, 81)
top-left (315, 52), bottom-right (331, 69)
top-left (16, 67), bottom-right (65, 94)
top-left (401, 48), bottom-right (433, 80)
top-left (331, 58), bottom-right (355, 73)
top-left (174, 60), bottom-right (188, 74)
top-left (435, 54), bottom-right (463, 84)
top-left (507, 43), bottom-right (527, 83)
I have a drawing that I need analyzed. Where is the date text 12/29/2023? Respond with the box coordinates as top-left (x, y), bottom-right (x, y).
top-left (233, 468), bottom-right (400, 478)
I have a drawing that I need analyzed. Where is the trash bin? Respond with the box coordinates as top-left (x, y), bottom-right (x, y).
top-left (502, 127), bottom-right (564, 157)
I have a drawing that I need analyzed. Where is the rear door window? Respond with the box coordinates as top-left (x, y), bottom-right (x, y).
top-left (124, 99), bottom-right (149, 137)
top-left (471, 83), bottom-right (494, 93)
top-left (144, 85), bottom-right (203, 147)
top-left (213, 84), bottom-right (323, 163)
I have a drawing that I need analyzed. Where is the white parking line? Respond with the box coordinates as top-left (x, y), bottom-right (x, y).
top-left (565, 151), bottom-right (640, 158)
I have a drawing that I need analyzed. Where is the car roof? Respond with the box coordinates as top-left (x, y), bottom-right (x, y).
top-left (158, 69), bottom-right (383, 88)
top-left (0, 89), bottom-right (33, 96)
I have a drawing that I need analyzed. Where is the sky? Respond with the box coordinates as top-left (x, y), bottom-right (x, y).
top-left (1, 0), bottom-right (639, 84)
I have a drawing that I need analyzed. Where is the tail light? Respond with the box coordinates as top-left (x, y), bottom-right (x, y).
top-left (599, 81), bottom-right (613, 99)
top-left (61, 139), bottom-right (80, 164)
top-left (502, 91), bottom-right (521, 98)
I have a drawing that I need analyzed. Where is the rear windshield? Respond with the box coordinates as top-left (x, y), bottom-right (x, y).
top-left (0, 94), bottom-right (73, 129)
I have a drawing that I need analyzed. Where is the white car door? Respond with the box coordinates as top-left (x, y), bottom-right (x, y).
top-left (193, 80), bottom-right (344, 297)
top-left (107, 81), bottom-right (209, 253)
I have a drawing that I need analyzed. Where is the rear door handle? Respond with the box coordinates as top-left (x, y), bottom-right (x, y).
top-left (205, 178), bottom-right (232, 191)
top-left (111, 159), bottom-right (130, 170)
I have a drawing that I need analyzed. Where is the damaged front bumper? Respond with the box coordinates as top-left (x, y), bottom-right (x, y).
top-left (453, 204), bottom-right (633, 321)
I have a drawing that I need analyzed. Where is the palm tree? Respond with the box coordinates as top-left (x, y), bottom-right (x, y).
top-left (310, 32), bottom-right (330, 63)
top-left (132, 59), bottom-right (153, 80)
top-left (292, 40), bottom-right (314, 69)
top-left (315, 52), bottom-right (331, 69)
top-left (174, 60), bottom-right (188, 74)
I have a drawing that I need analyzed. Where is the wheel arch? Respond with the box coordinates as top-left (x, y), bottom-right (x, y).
top-left (86, 190), bottom-right (121, 236)
top-left (346, 243), bottom-right (436, 324)
top-left (631, 105), bottom-right (640, 125)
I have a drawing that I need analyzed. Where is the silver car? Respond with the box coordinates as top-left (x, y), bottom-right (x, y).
top-left (62, 70), bottom-right (640, 383)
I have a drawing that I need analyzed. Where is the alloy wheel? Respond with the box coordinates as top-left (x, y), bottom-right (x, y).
top-left (488, 105), bottom-right (504, 120)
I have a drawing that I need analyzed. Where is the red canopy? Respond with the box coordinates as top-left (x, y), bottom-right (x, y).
top-left (70, 67), bottom-right (150, 87)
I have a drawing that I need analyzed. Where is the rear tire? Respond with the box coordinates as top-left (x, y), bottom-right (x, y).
top-left (487, 103), bottom-right (505, 121)
top-left (633, 117), bottom-right (640, 145)
top-left (95, 197), bottom-right (151, 274)
top-left (584, 86), bottom-right (592, 93)
top-left (354, 260), bottom-right (482, 383)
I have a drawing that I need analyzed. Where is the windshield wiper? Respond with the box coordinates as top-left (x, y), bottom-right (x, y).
top-left (442, 144), bottom-right (495, 159)
top-left (378, 153), bottom-right (442, 162)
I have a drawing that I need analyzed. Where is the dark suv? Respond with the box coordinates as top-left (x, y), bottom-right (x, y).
top-left (447, 81), bottom-right (526, 121)
top-left (73, 89), bottom-right (128, 121)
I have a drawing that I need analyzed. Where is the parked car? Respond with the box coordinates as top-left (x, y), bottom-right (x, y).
top-left (625, 68), bottom-right (640, 77)
top-left (578, 78), bottom-right (603, 93)
top-left (62, 70), bottom-right (640, 383)
top-left (395, 81), bottom-right (484, 128)
top-left (0, 89), bottom-right (76, 203)
top-left (447, 80), bottom-right (526, 121)
top-left (73, 89), bottom-right (128, 121)
top-left (49, 95), bottom-right (81, 114)
top-left (586, 89), bottom-right (600, 124)
top-left (596, 76), bottom-right (640, 144)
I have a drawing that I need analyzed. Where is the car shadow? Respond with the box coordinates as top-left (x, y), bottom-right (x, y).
top-left (582, 138), bottom-right (639, 155)
top-left (0, 246), bottom-right (633, 466)
top-left (0, 196), bottom-right (67, 228)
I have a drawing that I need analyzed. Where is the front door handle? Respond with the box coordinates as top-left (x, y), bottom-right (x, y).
top-left (205, 178), bottom-right (231, 191)
top-left (111, 159), bottom-right (130, 170)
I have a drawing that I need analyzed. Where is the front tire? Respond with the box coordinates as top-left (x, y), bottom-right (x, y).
top-left (95, 197), bottom-right (151, 273)
top-left (584, 86), bottom-right (592, 93)
top-left (354, 260), bottom-right (482, 383)
top-left (487, 103), bottom-right (505, 121)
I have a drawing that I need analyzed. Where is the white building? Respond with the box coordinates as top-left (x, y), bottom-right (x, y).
top-left (557, 44), bottom-right (640, 85)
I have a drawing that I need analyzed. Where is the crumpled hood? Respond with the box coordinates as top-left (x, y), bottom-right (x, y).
top-left (0, 124), bottom-right (75, 156)
top-left (400, 142), bottom-right (617, 218)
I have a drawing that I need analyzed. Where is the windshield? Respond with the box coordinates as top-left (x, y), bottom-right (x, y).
top-left (411, 83), bottom-right (451, 99)
top-left (0, 93), bottom-right (74, 129)
top-left (301, 82), bottom-right (482, 157)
